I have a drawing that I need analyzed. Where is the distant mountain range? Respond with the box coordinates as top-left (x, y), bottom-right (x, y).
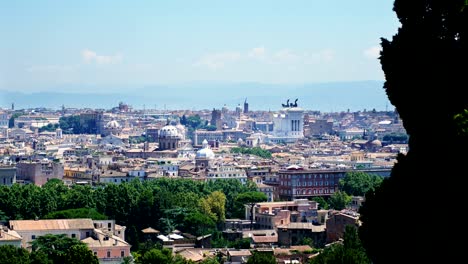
top-left (0, 80), bottom-right (393, 112)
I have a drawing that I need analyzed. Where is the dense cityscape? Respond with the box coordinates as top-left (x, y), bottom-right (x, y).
top-left (0, 99), bottom-right (407, 263)
top-left (5, 0), bottom-right (465, 263)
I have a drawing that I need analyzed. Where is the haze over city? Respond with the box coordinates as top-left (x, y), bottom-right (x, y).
top-left (1, 0), bottom-right (399, 111)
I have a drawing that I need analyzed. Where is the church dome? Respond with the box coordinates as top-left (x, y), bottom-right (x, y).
top-left (105, 120), bottom-right (121, 128)
top-left (370, 139), bottom-right (382, 147)
top-left (196, 139), bottom-right (215, 159)
top-left (159, 125), bottom-right (180, 138)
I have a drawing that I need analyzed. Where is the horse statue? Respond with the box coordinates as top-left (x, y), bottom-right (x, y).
top-left (282, 99), bottom-right (290, 108)
top-left (293, 98), bottom-right (298, 107)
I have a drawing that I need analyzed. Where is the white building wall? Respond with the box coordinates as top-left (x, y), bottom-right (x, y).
top-left (0, 112), bottom-right (9, 128)
top-left (13, 229), bottom-right (93, 248)
top-left (206, 166), bottom-right (247, 184)
top-left (269, 107), bottom-right (304, 143)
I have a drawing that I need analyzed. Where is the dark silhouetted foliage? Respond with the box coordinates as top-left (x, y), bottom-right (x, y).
top-left (359, 1), bottom-right (468, 263)
top-left (310, 225), bottom-right (370, 264)
top-left (43, 208), bottom-right (108, 220)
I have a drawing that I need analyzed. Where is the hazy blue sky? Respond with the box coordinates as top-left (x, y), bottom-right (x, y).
top-left (0, 0), bottom-right (399, 93)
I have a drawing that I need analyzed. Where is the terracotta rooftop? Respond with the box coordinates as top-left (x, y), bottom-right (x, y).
top-left (228, 250), bottom-right (252, 257)
top-left (277, 223), bottom-right (326, 232)
top-left (141, 227), bottom-right (160, 234)
top-left (9, 219), bottom-right (94, 231)
top-left (0, 228), bottom-right (22, 241)
top-left (251, 235), bottom-right (278, 244)
top-left (177, 249), bottom-right (205, 262)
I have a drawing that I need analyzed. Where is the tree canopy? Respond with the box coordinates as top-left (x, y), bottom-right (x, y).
top-left (247, 251), bottom-right (276, 264)
top-left (230, 147), bottom-right (272, 159)
top-left (328, 191), bottom-right (352, 211)
top-left (339, 171), bottom-right (383, 197)
top-left (43, 208), bottom-right (108, 220)
top-left (310, 225), bottom-right (370, 264)
top-left (358, 1), bottom-right (468, 263)
top-left (27, 234), bottom-right (98, 264)
top-left (0, 245), bottom-right (31, 264)
top-left (0, 177), bottom-right (257, 255)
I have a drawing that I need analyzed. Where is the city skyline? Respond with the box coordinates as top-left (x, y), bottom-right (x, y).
top-left (1, 80), bottom-right (393, 112)
top-left (1, 0), bottom-right (399, 94)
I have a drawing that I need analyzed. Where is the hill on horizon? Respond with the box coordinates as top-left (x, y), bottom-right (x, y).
top-left (0, 80), bottom-right (393, 112)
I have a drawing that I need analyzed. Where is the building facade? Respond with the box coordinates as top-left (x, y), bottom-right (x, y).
top-left (278, 167), bottom-right (345, 200)
top-left (206, 165), bottom-right (247, 184)
top-left (0, 166), bottom-right (16, 186)
top-left (16, 160), bottom-right (64, 186)
top-left (267, 102), bottom-right (304, 143)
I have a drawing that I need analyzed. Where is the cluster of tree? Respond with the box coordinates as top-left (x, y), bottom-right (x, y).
top-left (38, 123), bottom-right (60, 132)
top-left (8, 111), bottom-right (26, 128)
top-left (230, 147), bottom-right (272, 159)
top-left (309, 172), bottom-right (384, 211)
top-left (358, 1), bottom-right (468, 263)
top-left (382, 132), bottom-right (408, 143)
top-left (0, 234), bottom-right (99, 264)
top-left (129, 135), bottom-right (150, 144)
top-left (211, 236), bottom-right (252, 249)
top-left (310, 225), bottom-right (371, 264)
top-left (43, 208), bottom-right (108, 220)
top-left (132, 241), bottom-right (277, 264)
top-left (0, 178), bottom-right (264, 251)
top-left (58, 115), bottom-right (96, 134)
top-left (247, 251), bottom-right (277, 264)
top-left (134, 246), bottom-right (191, 264)
top-left (180, 115), bottom-right (215, 132)
top-left (339, 172), bottom-right (383, 197)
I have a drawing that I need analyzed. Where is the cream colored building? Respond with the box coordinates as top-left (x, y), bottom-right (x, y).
top-left (267, 104), bottom-right (305, 143)
top-left (206, 165), bottom-right (247, 184)
top-left (8, 219), bottom-right (131, 264)
top-left (0, 225), bottom-right (22, 247)
top-left (9, 218), bottom-right (95, 249)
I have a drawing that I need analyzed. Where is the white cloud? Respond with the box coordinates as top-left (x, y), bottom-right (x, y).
top-left (81, 49), bottom-right (123, 64)
top-left (248, 47), bottom-right (266, 59)
top-left (194, 52), bottom-right (241, 70)
top-left (363, 46), bottom-right (381, 59)
top-left (318, 49), bottom-right (334, 62)
top-left (273, 49), bottom-right (299, 62)
top-left (302, 49), bottom-right (335, 64)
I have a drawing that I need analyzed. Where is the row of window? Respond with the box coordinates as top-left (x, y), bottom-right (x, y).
top-left (215, 167), bottom-right (242, 172)
top-left (94, 251), bottom-right (126, 258)
top-left (32, 234), bottom-right (126, 258)
top-left (280, 188), bottom-right (335, 195)
top-left (280, 174), bottom-right (336, 179)
top-left (208, 174), bottom-right (246, 177)
top-left (281, 181), bottom-right (331, 187)
top-left (2, 177), bottom-right (13, 184)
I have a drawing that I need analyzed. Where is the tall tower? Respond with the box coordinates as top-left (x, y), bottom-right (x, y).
top-left (243, 98), bottom-right (249, 114)
top-left (11, 103), bottom-right (14, 111)
top-left (210, 108), bottom-right (222, 130)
